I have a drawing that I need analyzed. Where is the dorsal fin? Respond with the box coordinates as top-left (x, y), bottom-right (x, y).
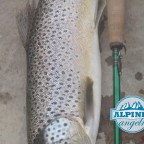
top-left (16, 0), bottom-right (39, 50)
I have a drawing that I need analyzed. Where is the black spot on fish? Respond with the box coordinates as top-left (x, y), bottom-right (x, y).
top-left (135, 72), bottom-right (143, 81)
top-left (54, 114), bottom-right (61, 117)
top-left (64, 123), bottom-right (67, 127)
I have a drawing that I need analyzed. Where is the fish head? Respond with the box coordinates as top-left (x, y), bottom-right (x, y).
top-left (44, 117), bottom-right (91, 144)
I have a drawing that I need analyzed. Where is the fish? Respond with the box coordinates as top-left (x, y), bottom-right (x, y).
top-left (16, 0), bottom-right (106, 143)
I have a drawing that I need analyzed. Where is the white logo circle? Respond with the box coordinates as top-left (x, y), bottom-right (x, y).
top-left (110, 96), bottom-right (144, 133)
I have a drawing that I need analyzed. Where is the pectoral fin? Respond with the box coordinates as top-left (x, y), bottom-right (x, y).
top-left (84, 77), bottom-right (94, 126)
top-left (84, 76), bottom-right (101, 144)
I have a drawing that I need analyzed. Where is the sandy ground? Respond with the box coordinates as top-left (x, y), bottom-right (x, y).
top-left (0, 0), bottom-right (144, 144)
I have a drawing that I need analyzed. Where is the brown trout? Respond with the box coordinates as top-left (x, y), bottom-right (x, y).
top-left (17, 0), bottom-right (106, 143)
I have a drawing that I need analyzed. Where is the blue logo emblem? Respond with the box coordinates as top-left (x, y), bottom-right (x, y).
top-left (110, 96), bottom-right (144, 133)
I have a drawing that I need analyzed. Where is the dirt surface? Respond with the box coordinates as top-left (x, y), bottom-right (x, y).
top-left (0, 0), bottom-right (144, 144)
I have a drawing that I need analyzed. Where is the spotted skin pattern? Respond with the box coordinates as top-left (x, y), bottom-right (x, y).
top-left (44, 118), bottom-right (71, 143)
top-left (44, 118), bottom-right (76, 144)
top-left (44, 117), bottom-right (92, 144)
top-left (26, 0), bottom-right (101, 143)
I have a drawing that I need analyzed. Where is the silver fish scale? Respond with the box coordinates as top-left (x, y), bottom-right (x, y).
top-left (27, 0), bottom-right (86, 143)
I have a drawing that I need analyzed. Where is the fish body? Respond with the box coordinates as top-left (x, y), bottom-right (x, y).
top-left (17, 0), bottom-right (106, 143)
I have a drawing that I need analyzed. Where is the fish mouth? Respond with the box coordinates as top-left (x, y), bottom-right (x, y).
top-left (43, 117), bottom-right (92, 144)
